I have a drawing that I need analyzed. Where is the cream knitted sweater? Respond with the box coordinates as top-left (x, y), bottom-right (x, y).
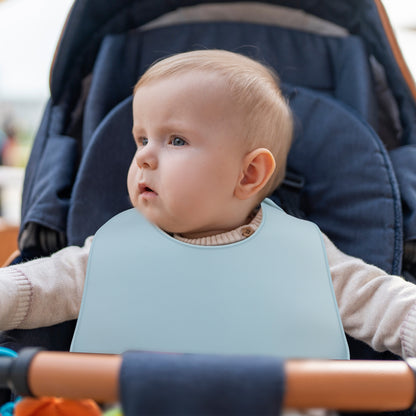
top-left (1, 208), bottom-right (416, 358)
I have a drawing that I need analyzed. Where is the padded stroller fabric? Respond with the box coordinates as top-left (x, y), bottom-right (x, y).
top-left (120, 351), bottom-right (285, 416)
top-left (390, 146), bottom-right (416, 242)
top-left (280, 85), bottom-right (402, 275)
top-left (389, 146), bottom-right (416, 280)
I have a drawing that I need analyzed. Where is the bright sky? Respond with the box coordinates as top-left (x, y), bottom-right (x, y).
top-left (0, 0), bottom-right (74, 100)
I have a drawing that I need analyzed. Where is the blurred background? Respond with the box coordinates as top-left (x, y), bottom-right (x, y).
top-left (0, 0), bottom-right (415, 227)
top-left (0, 0), bottom-right (73, 225)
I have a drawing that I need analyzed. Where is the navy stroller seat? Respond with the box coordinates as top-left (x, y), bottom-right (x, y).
top-left (3, 6), bottom-right (416, 415)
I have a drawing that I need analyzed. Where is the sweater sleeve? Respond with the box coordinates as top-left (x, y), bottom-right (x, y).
top-left (0, 236), bottom-right (93, 330)
top-left (324, 233), bottom-right (416, 358)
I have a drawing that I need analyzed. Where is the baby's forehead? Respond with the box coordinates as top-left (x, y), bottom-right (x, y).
top-left (137, 69), bottom-right (228, 91)
top-left (133, 71), bottom-right (239, 114)
top-left (134, 71), bottom-right (243, 113)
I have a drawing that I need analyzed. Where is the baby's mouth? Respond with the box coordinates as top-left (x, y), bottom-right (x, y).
top-left (139, 183), bottom-right (157, 195)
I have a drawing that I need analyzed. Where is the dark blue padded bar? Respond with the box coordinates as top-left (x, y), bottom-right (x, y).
top-left (120, 351), bottom-right (285, 416)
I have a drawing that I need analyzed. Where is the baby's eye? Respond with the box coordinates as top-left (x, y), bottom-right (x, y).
top-left (170, 136), bottom-right (187, 146)
top-left (138, 137), bottom-right (148, 146)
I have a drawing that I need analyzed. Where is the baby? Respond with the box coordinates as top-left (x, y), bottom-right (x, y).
top-left (1, 50), bottom-right (416, 358)
top-left (128, 49), bottom-right (291, 241)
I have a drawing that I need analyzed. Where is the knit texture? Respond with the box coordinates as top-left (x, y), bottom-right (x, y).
top-left (400, 303), bottom-right (416, 357)
top-left (174, 209), bottom-right (262, 246)
top-left (0, 267), bottom-right (32, 329)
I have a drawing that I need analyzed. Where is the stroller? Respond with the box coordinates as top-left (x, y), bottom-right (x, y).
top-left (2, 0), bottom-right (416, 412)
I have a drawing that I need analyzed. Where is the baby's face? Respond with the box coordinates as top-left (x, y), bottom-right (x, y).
top-left (128, 71), bottom-right (247, 237)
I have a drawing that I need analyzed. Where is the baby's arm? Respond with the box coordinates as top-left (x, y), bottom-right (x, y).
top-left (324, 233), bottom-right (416, 358)
top-left (0, 236), bottom-right (93, 330)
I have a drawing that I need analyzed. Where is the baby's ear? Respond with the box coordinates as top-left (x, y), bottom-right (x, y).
top-left (234, 148), bottom-right (276, 200)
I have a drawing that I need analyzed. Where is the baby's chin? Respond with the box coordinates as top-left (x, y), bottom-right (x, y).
top-left (132, 206), bottom-right (212, 237)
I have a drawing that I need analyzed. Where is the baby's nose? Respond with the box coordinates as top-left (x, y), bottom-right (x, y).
top-left (135, 145), bottom-right (158, 169)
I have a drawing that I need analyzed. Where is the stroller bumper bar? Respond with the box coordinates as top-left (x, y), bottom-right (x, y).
top-left (0, 348), bottom-right (415, 411)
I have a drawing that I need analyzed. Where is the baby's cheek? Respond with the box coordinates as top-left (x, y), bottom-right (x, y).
top-left (127, 166), bottom-right (138, 201)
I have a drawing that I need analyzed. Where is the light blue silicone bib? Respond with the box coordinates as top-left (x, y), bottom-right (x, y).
top-left (71, 199), bottom-right (349, 359)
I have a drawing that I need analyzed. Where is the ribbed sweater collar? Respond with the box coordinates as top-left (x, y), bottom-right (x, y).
top-left (174, 208), bottom-right (262, 246)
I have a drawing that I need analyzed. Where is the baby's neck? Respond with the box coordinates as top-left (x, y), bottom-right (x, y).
top-left (174, 207), bottom-right (262, 246)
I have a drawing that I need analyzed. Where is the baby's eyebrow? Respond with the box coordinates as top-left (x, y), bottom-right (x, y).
top-left (131, 126), bottom-right (143, 137)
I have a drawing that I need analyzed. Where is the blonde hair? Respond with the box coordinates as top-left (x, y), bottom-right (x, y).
top-left (134, 50), bottom-right (293, 197)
